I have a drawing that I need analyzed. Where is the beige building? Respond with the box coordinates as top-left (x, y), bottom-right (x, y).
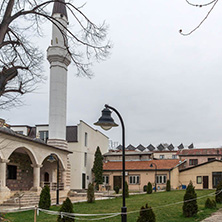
top-left (103, 159), bottom-right (186, 191)
top-left (153, 150), bottom-right (178, 159)
top-left (103, 150), bottom-right (153, 162)
top-left (177, 148), bottom-right (222, 168)
top-left (173, 160), bottom-right (222, 189)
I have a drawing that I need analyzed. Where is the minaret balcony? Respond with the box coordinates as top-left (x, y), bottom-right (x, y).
top-left (47, 46), bottom-right (71, 66)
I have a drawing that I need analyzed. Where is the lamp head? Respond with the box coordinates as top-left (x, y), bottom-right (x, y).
top-left (94, 107), bottom-right (118, 131)
top-left (47, 154), bottom-right (56, 163)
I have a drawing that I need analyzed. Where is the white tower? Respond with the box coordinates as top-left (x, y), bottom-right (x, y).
top-left (47, 0), bottom-right (71, 149)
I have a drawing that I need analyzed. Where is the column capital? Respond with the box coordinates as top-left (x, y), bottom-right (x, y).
top-left (31, 164), bottom-right (43, 168)
top-left (0, 158), bottom-right (9, 163)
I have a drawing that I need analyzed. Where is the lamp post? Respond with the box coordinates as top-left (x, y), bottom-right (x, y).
top-left (47, 154), bottom-right (60, 205)
top-left (94, 104), bottom-right (127, 222)
top-left (150, 163), bottom-right (157, 192)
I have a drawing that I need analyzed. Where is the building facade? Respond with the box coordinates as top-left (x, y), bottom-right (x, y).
top-left (0, 121), bottom-right (71, 204)
top-left (10, 120), bottom-right (109, 190)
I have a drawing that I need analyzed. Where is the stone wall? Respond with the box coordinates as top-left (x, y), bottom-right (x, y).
top-left (6, 152), bottom-right (33, 191)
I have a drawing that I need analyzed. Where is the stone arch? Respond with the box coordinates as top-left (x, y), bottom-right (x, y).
top-left (6, 146), bottom-right (38, 165)
top-left (40, 153), bottom-right (65, 171)
top-left (6, 147), bottom-right (38, 191)
top-left (40, 153), bottom-right (66, 191)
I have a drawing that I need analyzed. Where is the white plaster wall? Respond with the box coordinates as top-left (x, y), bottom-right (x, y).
top-left (36, 125), bottom-right (49, 135)
top-left (68, 121), bottom-right (109, 189)
top-left (10, 126), bottom-right (28, 136)
top-left (48, 64), bottom-right (67, 140)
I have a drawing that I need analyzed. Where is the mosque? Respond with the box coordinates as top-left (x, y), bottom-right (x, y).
top-left (0, 0), bottom-right (108, 204)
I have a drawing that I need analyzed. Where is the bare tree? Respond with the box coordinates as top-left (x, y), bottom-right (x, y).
top-left (180, 0), bottom-right (219, 36)
top-left (0, 0), bottom-right (111, 109)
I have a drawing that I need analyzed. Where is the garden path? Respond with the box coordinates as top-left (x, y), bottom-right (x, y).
top-left (201, 208), bottom-right (222, 222)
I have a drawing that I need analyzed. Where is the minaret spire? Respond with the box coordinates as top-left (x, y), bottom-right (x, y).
top-left (47, 0), bottom-right (71, 149)
top-left (52, 0), bottom-right (68, 19)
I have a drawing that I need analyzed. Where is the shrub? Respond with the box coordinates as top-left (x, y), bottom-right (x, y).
top-left (182, 181), bottom-right (198, 217)
top-left (137, 203), bottom-right (156, 222)
top-left (205, 198), bottom-right (216, 209)
top-left (39, 186), bottom-right (51, 210)
top-left (143, 185), bottom-right (147, 192)
top-left (166, 180), bottom-right (171, 192)
top-left (57, 197), bottom-right (74, 222)
top-left (92, 147), bottom-right (103, 189)
top-left (125, 181), bottom-right (129, 198)
top-left (216, 180), bottom-right (222, 203)
top-left (114, 186), bottom-right (119, 194)
top-left (147, 182), bottom-right (152, 194)
top-left (87, 183), bottom-right (95, 203)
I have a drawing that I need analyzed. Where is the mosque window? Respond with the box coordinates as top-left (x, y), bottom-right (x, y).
top-left (84, 132), bottom-right (88, 147)
top-left (7, 165), bottom-right (17, 180)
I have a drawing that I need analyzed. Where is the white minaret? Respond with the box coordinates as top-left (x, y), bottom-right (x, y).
top-left (47, 0), bottom-right (71, 149)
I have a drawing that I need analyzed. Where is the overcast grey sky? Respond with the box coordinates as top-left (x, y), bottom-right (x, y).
top-left (2, 0), bottom-right (222, 148)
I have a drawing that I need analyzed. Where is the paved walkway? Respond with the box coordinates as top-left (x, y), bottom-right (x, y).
top-left (202, 208), bottom-right (222, 222)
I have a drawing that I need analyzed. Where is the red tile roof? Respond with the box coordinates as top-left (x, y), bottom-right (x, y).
top-left (176, 148), bottom-right (222, 156)
top-left (103, 159), bottom-right (182, 171)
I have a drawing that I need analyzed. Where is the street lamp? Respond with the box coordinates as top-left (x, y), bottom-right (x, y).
top-left (150, 163), bottom-right (157, 193)
top-left (47, 154), bottom-right (60, 205)
top-left (94, 104), bottom-right (127, 222)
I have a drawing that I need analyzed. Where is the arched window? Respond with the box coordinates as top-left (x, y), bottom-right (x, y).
top-left (44, 172), bottom-right (49, 182)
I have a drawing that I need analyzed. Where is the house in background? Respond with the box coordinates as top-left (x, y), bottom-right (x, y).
top-left (10, 120), bottom-right (109, 190)
top-left (177, 148), bottom-right (222, 168)
top-left (171, 159), bottom-right (222, 190)
top-left (103, 159), bottom-right (186, 191)
top-left (103, 146), bottom-right (222, 191)
top-left (103, 150), bottom-right (153, 162)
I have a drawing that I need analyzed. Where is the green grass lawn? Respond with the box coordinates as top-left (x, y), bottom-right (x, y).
top-left (5, 190), bottom-right (222, 222)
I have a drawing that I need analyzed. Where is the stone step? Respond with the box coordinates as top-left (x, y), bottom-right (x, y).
top-left (1, 192), bottom-right (40, 207)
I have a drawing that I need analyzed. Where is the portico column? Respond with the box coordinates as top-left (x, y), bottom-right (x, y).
top-left (0, 158), bottom-right (10, 191)
top-left (30, 164), bottom-right (42, 192)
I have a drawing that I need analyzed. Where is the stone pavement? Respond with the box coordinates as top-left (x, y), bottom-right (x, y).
top-left (201, 208), bottom-right (222, 222)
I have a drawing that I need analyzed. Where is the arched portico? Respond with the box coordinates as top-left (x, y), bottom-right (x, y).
top-left (6, 147), bottom-right (38, 191)
top-left (0, 129), bottom-right (71, 203)
top-left (40, 154), bottom-right (66, 191)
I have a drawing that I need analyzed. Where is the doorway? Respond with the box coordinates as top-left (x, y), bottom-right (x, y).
top-left (113, 176), bottom-right (122, 189)
top-left (82, 173), bottom-right (86, 189)
top-left (203, 176), bottom-right (209, 189)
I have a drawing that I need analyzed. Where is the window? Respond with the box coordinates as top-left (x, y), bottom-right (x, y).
top-left (208, 158), bottom-right (215, 162)
top-left (159, 155), bottom-right (164, 159)
top-left (197, 176), bottom-right (202, 184)
top-left (39, 131), bottom-right (48, 143)
top-left (156, 175), bottom-right (167, 184)
top-left (189, 159), bottom-right (198, 166)
top-left (84, 152), bottom-right (87, 167)
top-left (213, 172), bottom-right (222, 188)
top-left (103, 175), bottom-right (109, 184)
top-left (84, 132), bottom-right (88, 147)
top-left (129, 175), bottom-right (140, 184)
top-left (172, 155), bottom-right (177, 159)
top-left (7, 165), bottom-right (17, 179)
